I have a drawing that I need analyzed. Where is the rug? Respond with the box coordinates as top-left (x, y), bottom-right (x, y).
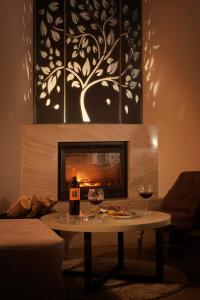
top-left (62, 258), bottom-right (186, 300)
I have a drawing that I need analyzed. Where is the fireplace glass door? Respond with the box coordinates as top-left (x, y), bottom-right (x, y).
top-left (58, 142), bottom-right (128, 200)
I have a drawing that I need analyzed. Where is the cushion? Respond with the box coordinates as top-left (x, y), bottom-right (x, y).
top-left (7, 195), bottom-right (31, 218)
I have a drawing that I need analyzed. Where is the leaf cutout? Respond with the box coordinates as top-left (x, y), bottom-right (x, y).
top-left (82, 58), bottom-right (90, 76)
top-left (101, 81), bottom-right (108, 86)
top-left (40, 51), bottom-right (48, 58)
top-left (56, 70), bottom-right (61, 78)
top-left (40, 92), bottom-right (46, 99)
top-left (113, 83), bottom-right (119, 92)
top-left (48, 2), bottom-right (59, 11)
top-left (91, 23), bottom-right (97, 30)
top-left (40, 20), bottom-right (47, 36)
top-left (74, 61), bottom-right (81, 73)
top-left (107, 29), bottom-right (114, 45)
top-left (57, 86), bottom-right (60, 93)
top-left (102, 0), bottom-right (109, 8)
top-left (82, 38), bottom-right (88, 48)
top-left (95, 69), bottom-right (103, 76)
top-left (78, 4), bottom-right (84, 10)
top-left (46, 99), bottom-right (51, 106)
top-left (71, 12), bottom-right (78, 24)
top-left (107, 57), bottom-right (114, 64)
top-left (126, 90), bottom-right (132, 99)
top-left (55, 17), bottom-right (63, 26)
top-left (130, 81), bottom-right (137, 89)
top-left (70, 0), bottom-right (76, 7)
top-left (72, 51), bottom-right (78, 58)
top-left (92, 58), bottom-right (96, 65)
top-left (67, 73), bottom-right (75, 81)
top-left (51, 29), bottom-right (60, 41)
top-left (106, 98), bottom-right (111, 105)
top-left (55, 49), bottom-right (60, 57)
top-left (77, 25), bottom-right (86, 33)
top-left (50, 61), bottom-right (55, 69)
top-left (101, 10), bottom-right (106, 21)
top-left (69, 28), bottom-right (74, 35)
top-left (86, 46), bottom-right (91, 53)
top-left (72, 38), bottom-right (78, 43)
top-left (46, 38), bottom-right (51, 48)
top-left (135, 95), bottom-right (139, 103)
top-left (47, 76), bottom-right (57, 94)
top-left (68, 62), bottom-right (73, 69)
top-left (54, 104), bottom-right (60, 110)
top-left (108, 18), bottom-right (118, 26)
top-left (72, 81), bottom-right (81, 88)
top-left (124, 105), bottom-right (128, 114)
top-left (56, 60), bottom-right (62, 66)
top-left (92, 46), bottom-right (97, 53)
top-left (93, 0), bottom-right (100, 10)
top-left (46, 11), bottom-right (53, 24)
top-left (41, 67), bottom-right (50, 75)
top-left (107, 61), bottom-right (118, 74)
top-left (134, 51), bottom-right (140, 61)
top-left (125, 54), bottom-right (129, 63)
top-left (80, 12), bottom-right (90, 21)
top-left (132, 68), bottom-right (140, 79)
top-left (80, 50), bottom-right (85, 58)
top-left (66, 37), bottom-right (71, 44)
top-left (98, 36), bottom-right (104, 44)
top-left (42, 82), bottom-right (46, 90)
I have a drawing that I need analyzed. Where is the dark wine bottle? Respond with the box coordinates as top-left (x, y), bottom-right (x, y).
top-left (69, 176), bottom-right (80, 215)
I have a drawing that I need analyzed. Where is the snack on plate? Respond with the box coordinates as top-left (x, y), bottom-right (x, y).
top-left (108, 204), bottom-right (128, 212)
top-left (106, 208), bottom-right (134, 217)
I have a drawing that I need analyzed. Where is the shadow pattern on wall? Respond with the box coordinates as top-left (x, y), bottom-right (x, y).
top-left (34, 0), bottom-right (142, 124)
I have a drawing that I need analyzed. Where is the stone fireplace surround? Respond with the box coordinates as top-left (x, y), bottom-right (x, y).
top-left (21, 124), bottom-right (158, 248)
top-left (21, 124), bottom-right (158, 203)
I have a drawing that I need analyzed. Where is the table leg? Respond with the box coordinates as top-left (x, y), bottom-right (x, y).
top-left (155, 228), bottom-right (164, 281)
top-left (84, 232), bottom-right (92, 291)
top-left (118, 232), bottom-right (124, 268)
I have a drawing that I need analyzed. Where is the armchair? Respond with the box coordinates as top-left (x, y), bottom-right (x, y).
top-left (160, 171), bottom-right (200, 243)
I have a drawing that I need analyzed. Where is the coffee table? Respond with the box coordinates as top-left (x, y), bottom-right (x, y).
top-left (41, 210), bottom-right (171, 290)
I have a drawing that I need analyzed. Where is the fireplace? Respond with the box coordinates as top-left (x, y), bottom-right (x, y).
top-left (58, 141), bottom-right (128, 200)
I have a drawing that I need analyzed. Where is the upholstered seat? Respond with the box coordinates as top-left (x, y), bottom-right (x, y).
top-left (0, 219), bottom-right (65, 300)
top-left (161, 171), bottom-right (200, 233)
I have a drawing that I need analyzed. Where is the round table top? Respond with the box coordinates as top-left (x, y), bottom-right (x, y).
top-left (41, 210), bottom-right (171, 233)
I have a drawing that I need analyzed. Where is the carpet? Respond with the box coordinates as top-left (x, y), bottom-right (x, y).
top-left (63, 258), bottom-right (186, 300)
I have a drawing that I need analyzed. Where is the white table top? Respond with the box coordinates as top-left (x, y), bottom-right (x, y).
top-left (41, 210), bottom-right (171, 233)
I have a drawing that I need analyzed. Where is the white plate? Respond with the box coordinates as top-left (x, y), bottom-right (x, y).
top-left (113, 214), bottom-right (134, 219)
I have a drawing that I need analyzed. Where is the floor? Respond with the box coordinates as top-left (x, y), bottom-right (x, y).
top-left (64, 230), bottom-right (200, 300)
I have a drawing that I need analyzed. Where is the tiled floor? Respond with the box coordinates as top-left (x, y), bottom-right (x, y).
top-left (64, 230), bottom-right (200, 299)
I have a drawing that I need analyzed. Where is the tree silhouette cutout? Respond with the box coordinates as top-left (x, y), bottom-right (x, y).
top-left (36, 0), bottom-right (141, 122)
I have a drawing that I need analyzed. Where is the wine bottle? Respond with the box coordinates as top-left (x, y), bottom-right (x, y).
top-left (69, 176), bottom-right (80, 215)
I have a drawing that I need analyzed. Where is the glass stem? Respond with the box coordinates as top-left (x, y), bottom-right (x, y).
top-left (145, 199), bottom-right (148, 211)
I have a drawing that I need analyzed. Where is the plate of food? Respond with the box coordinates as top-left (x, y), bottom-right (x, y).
top-left (104, 205), bottom-right (136, 219)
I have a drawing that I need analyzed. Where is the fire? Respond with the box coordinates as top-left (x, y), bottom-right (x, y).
top-left (77, 174), bottom-right (101, 187)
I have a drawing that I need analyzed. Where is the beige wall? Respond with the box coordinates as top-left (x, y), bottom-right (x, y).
top-left (0, 0), bottom-right (33, 212)
top-left (143, 0), bottom-right (200, 197)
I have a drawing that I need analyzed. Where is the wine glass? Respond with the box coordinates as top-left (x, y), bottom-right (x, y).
top-left (139, 184), bottom-right (153, 215)
top-left (88, 188), bottom-right (104, 222)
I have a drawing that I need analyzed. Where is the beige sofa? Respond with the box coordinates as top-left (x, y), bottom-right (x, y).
top-left (0, 219), bottom-right (65, 300)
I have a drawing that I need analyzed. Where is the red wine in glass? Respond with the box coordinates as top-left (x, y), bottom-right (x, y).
top-left (139, 184), bottom-right (153, 214)
top-left (88, 188), bottom-right (104, 222)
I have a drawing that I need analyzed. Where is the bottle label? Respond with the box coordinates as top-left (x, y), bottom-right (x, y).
top-left (69, 188), bottom-right (80, 201)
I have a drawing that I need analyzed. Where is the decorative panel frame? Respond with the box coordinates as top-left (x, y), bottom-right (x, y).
top-left (34, 0), bottom-right (142, 124)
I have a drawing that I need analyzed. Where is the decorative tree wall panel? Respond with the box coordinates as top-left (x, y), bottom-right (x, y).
top-left (34, 0), bottom-right (142, 124)
top-left (34, 0), bottom-right (65, 123)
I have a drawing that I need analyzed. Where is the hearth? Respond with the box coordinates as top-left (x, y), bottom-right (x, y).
top-left (58, 141), bottom-right (128, 200)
